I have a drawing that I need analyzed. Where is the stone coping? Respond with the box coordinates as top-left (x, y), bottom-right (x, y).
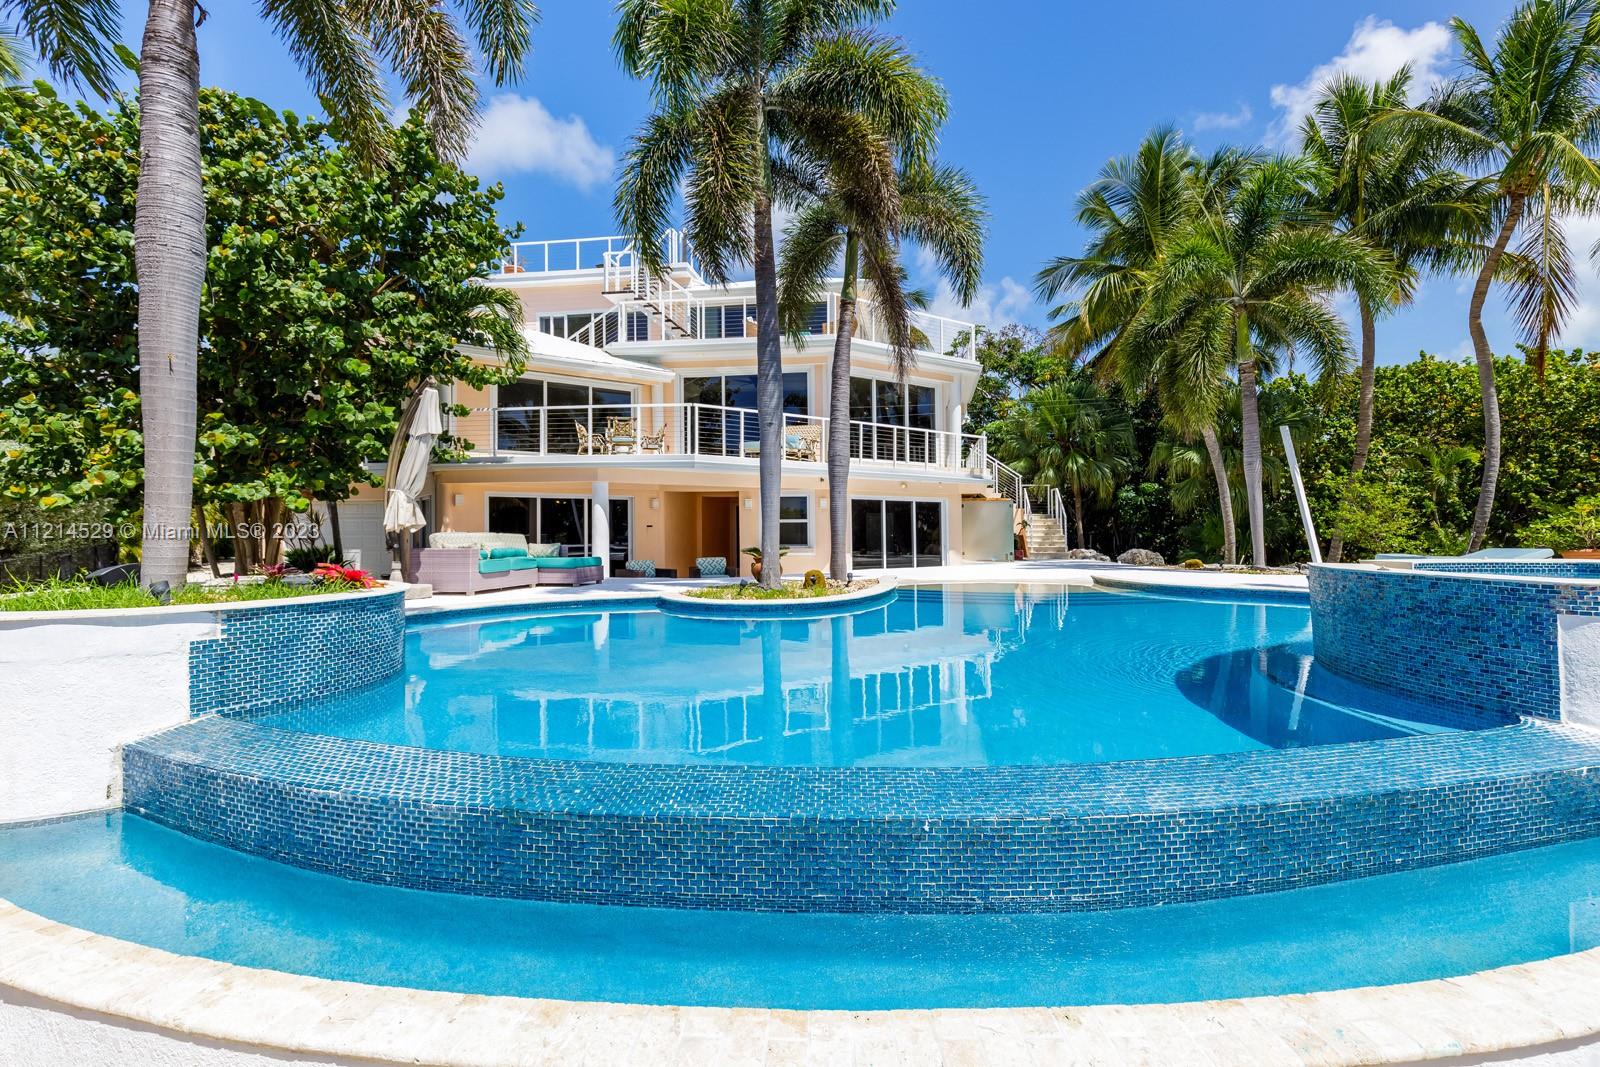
top-left (2, 898), bottom-right (1597, 1066)
top-left (0, 582), bottom-right (402, 626)
top-left (655, 577), bottom-right (899, 618)
top-left (1091, 574), bottom-right (1311, 604)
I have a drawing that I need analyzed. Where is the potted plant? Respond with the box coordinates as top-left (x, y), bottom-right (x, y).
top-left (1014, 516), bottom-right (1029, 561)
top-left (740, 545), bottom-right (790, 581)
top-left (1518, 496), bottom-right (1600, 559)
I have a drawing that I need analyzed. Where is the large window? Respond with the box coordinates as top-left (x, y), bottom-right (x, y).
top-left (778, 495), bottom-right (811, 548)
top-left (697, 301), bottom-right (826, 338)
top-left (495, 377), bottom-right (634, 453)
top-left (487, 495), bottom-right (633, 568)
top-left (682, 372), bottom-right (809, 455)
top-left (851, 499), bottom-right (942, 569)
top-left (539, 310), bottom-right (648, 344)
top-left (849, 377), bottom-right (938, 462)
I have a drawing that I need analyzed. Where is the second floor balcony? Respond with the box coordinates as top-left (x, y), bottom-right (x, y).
top-left (454, 402), bottom-right (991, 479)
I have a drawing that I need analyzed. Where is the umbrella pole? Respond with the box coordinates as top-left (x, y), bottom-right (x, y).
top-left (386, 381), bottom-right (430, 583)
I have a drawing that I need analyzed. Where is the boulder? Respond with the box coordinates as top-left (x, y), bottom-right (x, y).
top-left (1064, 548), bottom-right (1112, 562)
top-left (1117, 548), bottom-right (1165, 567)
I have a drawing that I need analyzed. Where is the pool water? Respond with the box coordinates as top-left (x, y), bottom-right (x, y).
top-left (258, 586), bottom-right (1484, 767)
top-left (3, 811), bottom-right (1598, 1009)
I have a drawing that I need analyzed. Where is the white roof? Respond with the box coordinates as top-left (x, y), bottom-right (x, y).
top-left (460, 329), bottom-right (674, 383)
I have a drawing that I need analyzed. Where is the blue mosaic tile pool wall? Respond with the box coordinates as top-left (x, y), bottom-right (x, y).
top-left (121, 714), bottom-right (1600, 913)
top-left (1310, 565), bottom-right (1600, 722)
top-left (187, 589), bottom-right (406, 717)
top-left (1417, 560), bottom-right (1600, 579)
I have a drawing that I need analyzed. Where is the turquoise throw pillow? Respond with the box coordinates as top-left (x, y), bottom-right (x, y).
top-left (488, 546), bottom-right (526, 559)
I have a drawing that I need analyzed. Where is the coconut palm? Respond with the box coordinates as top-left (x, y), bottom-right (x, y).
top-left (1301, 69), bottom-right (1487, 561)
top-left (1139, 155), bottom-right (1390, 567)
top-left (1391, 1), bottom-right (1600, 551)
top-left (993, 376), bottom-right (1135, 550)
top-left (614, 0), bottom-right (942, 586)
top-left (140, 1), bottom-right (537, 588)
top-left (20, 1), bottom-right (537, 588)
top-left (777, 161), bottom-right (985, 578)
top-left (1036, 129), bottom-right (1248, 564)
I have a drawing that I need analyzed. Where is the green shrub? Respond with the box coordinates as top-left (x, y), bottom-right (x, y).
top-left (1518, 495), bottom-right (1600, 553)
top-left (1329, 475), bottom-right (1423, 558)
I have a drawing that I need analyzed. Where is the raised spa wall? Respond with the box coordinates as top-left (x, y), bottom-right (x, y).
top-left (0, 587), bottom-right (404, 822)
top-left (1308, 562), bottom-right (1600, 727)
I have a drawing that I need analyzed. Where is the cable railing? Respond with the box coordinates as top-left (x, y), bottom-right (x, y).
top-left (496, 229), bottom-right (703, 279)
top-left (473, 402), bottom-right (986, 474)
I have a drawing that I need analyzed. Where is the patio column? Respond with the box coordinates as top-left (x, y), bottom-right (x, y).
top-left (590, 481), bottom-right (610, 574)
top-left (947, 398), bottom-right (965, 468)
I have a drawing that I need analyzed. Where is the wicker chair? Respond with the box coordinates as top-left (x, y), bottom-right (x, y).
top-left (606, 416), bottom-right (638, 454)
top-left (784, 423), bottom-right (823, 462)
top-left (574, 422), bottom-right (602, 455)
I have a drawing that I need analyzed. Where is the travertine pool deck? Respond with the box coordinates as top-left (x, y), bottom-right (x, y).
top-left (2, 898), bottom-right (1597, 1066)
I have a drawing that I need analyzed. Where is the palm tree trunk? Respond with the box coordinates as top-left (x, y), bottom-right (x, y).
top-left (1328, 293), bottom-right (1377, 563)
top-left (1236, 313), bottom-right (1267, 567)
top-left (1072, 480), bottom-right (1086, 549)
top-left (136, 0), bottom-right (205, 590)
top-left (752, 189), bottom-right (784, 588)
top-left (1201, 424), bottom-right (1237, 565)
top-left (827, 232), bottom-right (859, 579)
top-left (1466, 194), bottom-right (1525, 553)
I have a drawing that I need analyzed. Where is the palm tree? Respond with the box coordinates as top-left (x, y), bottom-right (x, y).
top-left (993, 377), bottom-right (1135, 550)
top-left (1140, 156), bottom-right (1390, 567)
top-left (143, 1), bottom-right (537, 588)
top-left (777, 161), bottom-right (985, 578)
top-left (1403, 441), bottom-right (1480, 523)
top-left (1301, 69), bottom-right (1486, 561)
top-left (1394, 0), bottom-right (1600, 551)
top-left (614, 0), bottom-right (942, 586)
top-left (1036, 129), bottom-right (1246, 564)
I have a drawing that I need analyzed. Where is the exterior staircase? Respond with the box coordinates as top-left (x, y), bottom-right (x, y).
top-left (1024, 518), bottom-right (1069, 560)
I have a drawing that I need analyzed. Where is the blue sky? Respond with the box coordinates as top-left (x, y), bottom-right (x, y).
top-left (97, 0), bottom-right (1567, 367)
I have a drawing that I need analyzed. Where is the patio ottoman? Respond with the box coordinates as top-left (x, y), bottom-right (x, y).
top-left (532, 556), bottom-right (605, 586)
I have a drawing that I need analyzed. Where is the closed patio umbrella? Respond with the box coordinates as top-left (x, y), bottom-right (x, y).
top-left (384, 383), bottom-right (443, 580)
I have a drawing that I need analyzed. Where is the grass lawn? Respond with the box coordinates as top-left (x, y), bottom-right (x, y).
top-left (0, 577), bottom-right (376, 612)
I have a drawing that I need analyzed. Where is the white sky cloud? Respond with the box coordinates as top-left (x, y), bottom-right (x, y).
top-left (926, 276), bottom-right (1033, 327)
top-left (466, 94), bottom-right (615, 192)
top-left (1266, 17), bottom-right (1452, 147)
top-left (1192, 103), bottom-right (1254, 132)
top-left (1554, 214), bottom-right (1600, 349)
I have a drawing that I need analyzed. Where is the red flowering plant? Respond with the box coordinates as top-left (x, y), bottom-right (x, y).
top-left (311, 562), bottom-right (379, 590)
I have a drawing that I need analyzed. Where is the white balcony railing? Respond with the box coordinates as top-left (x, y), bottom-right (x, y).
top-left (468, 402), bottom-right (989, 475)
top-left (495, 229), bottom-right (703, 280)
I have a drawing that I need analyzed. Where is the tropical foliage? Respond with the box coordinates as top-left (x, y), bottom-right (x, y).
top-left (613, 0), bottom-right (943, 585)
top-left (1036, 0), bottom-right (1600, 564)
top-left (0, 85), bottom-right (527, 565)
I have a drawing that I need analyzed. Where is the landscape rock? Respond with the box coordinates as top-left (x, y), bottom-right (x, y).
top-left (1117, 548), bottom-right (1165, 567)
top-left (1064, 548), bottom-right (1112, 562)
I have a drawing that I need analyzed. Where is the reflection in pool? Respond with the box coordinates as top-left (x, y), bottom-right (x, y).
top-left (258, 586), bottom-right (1496, 768)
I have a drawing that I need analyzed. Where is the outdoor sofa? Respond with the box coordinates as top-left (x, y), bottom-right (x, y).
top-left (406, 532), bottom-right (605, 594)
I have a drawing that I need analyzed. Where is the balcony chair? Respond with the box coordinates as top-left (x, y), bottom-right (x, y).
top-left (606, 416), bottom-right (638, 454)
top-left (575, 423), bottom-right (603, 455)
top-left (784, 424), bottom-right (823, 462)
top-left (639, 426), bottom-right (668, 453)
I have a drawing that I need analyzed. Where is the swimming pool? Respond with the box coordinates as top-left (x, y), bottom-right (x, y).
top-left (4, 809), bottom-right (1600, 1009)
top-left (256, 586), bottom-right (1490, 767)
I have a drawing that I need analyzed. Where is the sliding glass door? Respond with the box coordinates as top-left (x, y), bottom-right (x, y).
top-left (850, 499), bottom-right (943, 569)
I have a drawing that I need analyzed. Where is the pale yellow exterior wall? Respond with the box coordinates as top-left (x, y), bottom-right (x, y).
top-left (429, 467), bottom-right (969, 577)
top-left (358, 265), bottom-right (989, 578)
